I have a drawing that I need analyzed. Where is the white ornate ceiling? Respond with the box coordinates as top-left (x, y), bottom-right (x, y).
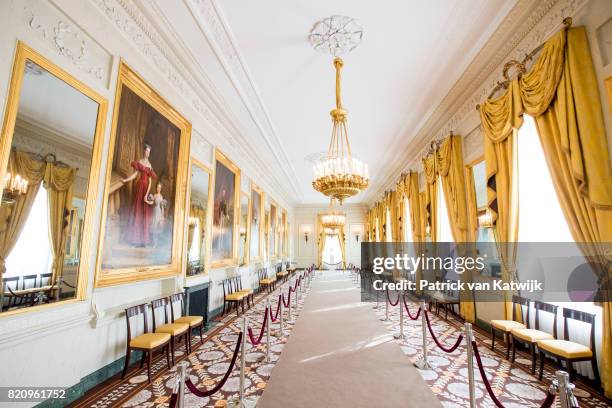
top-left (150, 0), bottom-right (568, 205)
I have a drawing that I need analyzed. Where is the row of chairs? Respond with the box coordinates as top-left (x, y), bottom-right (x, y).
top-left (490, 295), bottom-right (599, 384)
top-left (2, 273), bottom-right (54, 308)
top-left (122, 292), bottom-right (204, 383)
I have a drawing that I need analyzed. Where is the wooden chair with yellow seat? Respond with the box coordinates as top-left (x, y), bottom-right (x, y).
top-left (169, 292), bottom-right (205, 351)
top-left (276, 263), bottom-right (289, 283)
top-left (490, 295), bottom-right (529, 359)
top-left (510, 300), bottom-right (558, 374)
top-left (258, 268), bottom-right (276, 294)
top-left (537, 308), bottom-right (599, 384)
top-left (121, 303), bottom-right (171, 383)
top-left (222, 277), bottom-right (246, 317)
top-left (234, 276), bottom-right (254, 308)
top-left (151, 297), bottom-right (190, 366)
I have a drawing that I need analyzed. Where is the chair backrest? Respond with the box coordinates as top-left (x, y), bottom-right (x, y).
top-left (22, 274), bottom-right (38, 289)
top-left (222, 278), bottom-right (232, 297)
top-left (233, 276), bottom-right (242, 292)
top-left (2, 276), bottom-right (19, 291)
top-left (40, 273), bottom-right (52, 287)
top-left (511, 295), bottom-right (530, 325)
top-left (562, 308), bottom-right (596, 352)
top-left (534, 300), bottom-right (558, 338)
top-left (125, 303), bottom-right (149, 341)
top-left (151, 297), bottom-right (170, 330)
top-left (169, 293), bottom-right (186, 321)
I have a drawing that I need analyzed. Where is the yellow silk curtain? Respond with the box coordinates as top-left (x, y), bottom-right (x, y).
top-left (0, 151), bottom-right (46, 279)
top-left (465, 165), bottom-right (479, 243)
top-left (338, 224), bottom-right (347, 269)
top-left (436, 135), bottom-right (475, 322)
top-left (479, 26), bottom-right (612, 396)
top-left (44, 163), bottom-right (75, 284)
top-left (422, 153), bottom-right (438, 243)
top-left (387, 190), bottom-right (402, 242)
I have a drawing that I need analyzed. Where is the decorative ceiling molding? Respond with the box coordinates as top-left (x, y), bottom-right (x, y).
top-left (186, 0), bottom-right (304, 201)
top-left (90, 0), bottom-right (296, 208)
top-left (364, 0), bottom-right (587, 205)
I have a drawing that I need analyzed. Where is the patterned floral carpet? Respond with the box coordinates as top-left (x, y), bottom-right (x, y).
top-left (72, 275), bottom-right (309, 408)
top-left (373, 293), bottom-right (611, 407)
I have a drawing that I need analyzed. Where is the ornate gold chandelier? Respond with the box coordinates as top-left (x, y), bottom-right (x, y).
top-left (310, 16), bottom-right (368, 204)
top-left (321, 198), bottom-right (346, 236)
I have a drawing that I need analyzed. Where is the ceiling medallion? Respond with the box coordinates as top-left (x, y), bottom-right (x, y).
top-left (311, 16), bottom-right (368, 204)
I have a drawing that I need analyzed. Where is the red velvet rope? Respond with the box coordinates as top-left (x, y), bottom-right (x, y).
top-left (402, 296), bottom-right (421, 320)
top-left (386, 288), bottom-right (400, 306)
top-left (423, 311), bottom-right (464, 353)
top-left (472, 340), bottom-right (556, 408)
top-left (168, 392), bottom-right (178, 408)
top-left (282, 290), bottom-right (291, 308)
top-left (184, 332), bottom-right (242, 398)
top-left (270, 294), bottom-right (282, 322)
top-left (247, 306), bottom-right (269, 346)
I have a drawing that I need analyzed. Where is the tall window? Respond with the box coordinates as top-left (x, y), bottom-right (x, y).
top-left (188, 219), bottom-right (200, 262)
top-left (437, 179), bottom-right (454, 242)
top-left (6, 187), bottom-right (53, 278)
top-left (517, 115), bottom-right (573, 242)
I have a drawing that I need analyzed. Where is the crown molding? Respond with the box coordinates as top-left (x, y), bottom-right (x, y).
top-left (363, 0), bottom-right (588, 205)
top-left (186, 0), bottom-right (304, 201)
top-left (90, 0), bottom-right (296, 208)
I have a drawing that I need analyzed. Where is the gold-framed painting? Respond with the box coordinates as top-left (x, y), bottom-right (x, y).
top-left (95, 61), bottom-right (191, 287)
top-left (0, 42), bottom-right (108, 315)
top-left (249, 183), bottom-right (264, 261)
top-left (281, 209), bottom-right (287, 257)
top-left (185, 157), bottom-right (213, 278)
top-left (211, 149), bottom-right (240, 268)
top-left (238, 191), bottom-right (250, 266)
top-left (270, 202), bottom-right (277, 259)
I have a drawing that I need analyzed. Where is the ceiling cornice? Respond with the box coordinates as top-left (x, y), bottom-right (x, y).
top-left (186, 0), bottom-right (304, 201)
top-left (91, 0), bottom-right (297, 208)
top-left (363, 0), bottom-right (588, 205)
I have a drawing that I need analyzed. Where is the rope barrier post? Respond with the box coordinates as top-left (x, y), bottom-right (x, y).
top-left (380, 292), bottom-right (389, 321)
top-left (229, 317), bottom-right (256, 408)
top-left (465, 323), bottom-right (476, 408)
top-left (265, 300), bottom-right (271, 363)
top-left (393, 291), bottom-right (405, 340)
top-left (373, 289), bottom-right (380, 310)
top-left (279, 296), bottom-right (285, 337)
top-left (414, 301), bottom-right (432, 370)
top-left (555, 370), bottom-right (578, 408)
top-left (177, 362), bottom-right (187, 408)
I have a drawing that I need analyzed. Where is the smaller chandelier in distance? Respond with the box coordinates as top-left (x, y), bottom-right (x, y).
top-left (311, 17), bottom-right (369, 204)
top-left (321, 211), bottom-right (346, 230)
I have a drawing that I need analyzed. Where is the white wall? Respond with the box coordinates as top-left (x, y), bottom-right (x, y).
top-left (0, 0), bottom-right (293, 400)
top-left (293, 204), bottom-right (367, 268)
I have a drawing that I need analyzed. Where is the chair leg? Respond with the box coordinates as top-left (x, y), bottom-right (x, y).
top-left (165, 345), bottom-right (171, 369)
top-left (146, 351), bottom-right (152, 383)
top-left (199, 324), bottom-right (204, 344)
top-left (530, 343), bottom-right (536, 374)
top-left (121, 348), bottom-right (131, 379)
top-left (504, 333), bottom-right (510, 360)
top-left (490, 327), bottom-right (496, 351)
top-left (591, 356), bottom-right (601, 387)
top-left (565, 358), bottom-right (573, 382)
top-left (170, 337), bottom-right (175, 366)
top-left (235, 302), bottom-right (240, 317)
top-left (539, 350), bottom-right (545, 381)
top-left (511, 338), bottom-right (516, 362)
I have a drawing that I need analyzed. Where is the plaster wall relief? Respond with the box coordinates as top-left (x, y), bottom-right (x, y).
top-left (22, 0), bottom-right (112, 88)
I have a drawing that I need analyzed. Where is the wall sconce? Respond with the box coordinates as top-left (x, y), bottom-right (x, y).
top-left (303, 226), bottom-right (311, 243)
top-left (353, 225), bottom-right (364, 242)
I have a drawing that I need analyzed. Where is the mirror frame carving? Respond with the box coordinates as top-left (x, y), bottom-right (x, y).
top-left (269, 201), bottom-right (278, 259)
top-left (210, 149), bottom-right (241, 269)
top-left (249, 183), bottom-right (264, 261)
top-left (0, 42), bottom-right (108, 315)
top-left (94, 61), bottom-right (192, 287)
top-left (185, 157), bottom-right (213, 279)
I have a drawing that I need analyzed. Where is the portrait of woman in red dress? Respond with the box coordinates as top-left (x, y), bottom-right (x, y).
top-left (122, 143), bottom-right (157, 247)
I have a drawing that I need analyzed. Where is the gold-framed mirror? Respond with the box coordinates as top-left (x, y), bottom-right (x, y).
top-left (0, 42), bottom-right (107, 315)
top-left (186, 158), bottom-right (212, 277)
top-left (238, 192), bottom-right (250, 266)
top-left (249, 183), bottom-right (264, 261)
